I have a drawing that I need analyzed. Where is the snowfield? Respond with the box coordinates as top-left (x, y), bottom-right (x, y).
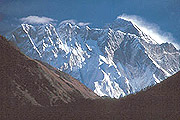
top-left (7, 18), bottom-right (180, 98)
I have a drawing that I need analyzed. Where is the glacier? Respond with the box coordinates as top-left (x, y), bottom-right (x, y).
top-left (7, 18), bottom-right (180, 98)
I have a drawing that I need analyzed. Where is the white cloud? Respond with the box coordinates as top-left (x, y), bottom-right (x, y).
top-left (59, 19), bottom-right (76, 25)
top-left (20, 16), bottom-right (56, 24)
top-left (117, 14), bottom-right (179, 49)
top-left (59, 20), bottom-right (90, 27)
top-left (77, 22), bottom-right (90, 26)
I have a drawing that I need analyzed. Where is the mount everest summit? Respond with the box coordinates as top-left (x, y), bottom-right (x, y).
top-left (7, 18), bottom-right (180, 98)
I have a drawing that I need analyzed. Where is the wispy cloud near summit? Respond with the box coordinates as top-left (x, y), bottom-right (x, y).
top-left (20, 16), bottom-right (56, 24)
top-left (77, 22), bottom-right (90, 26)
top-left (118, 14), bottom-right (179, 49)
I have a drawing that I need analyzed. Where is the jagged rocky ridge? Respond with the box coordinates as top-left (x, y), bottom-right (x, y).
top-left (7, 18), bottom-right (180, 98)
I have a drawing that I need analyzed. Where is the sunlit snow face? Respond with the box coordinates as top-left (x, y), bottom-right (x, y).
top-left (118, 14), bottom-right (180, 49)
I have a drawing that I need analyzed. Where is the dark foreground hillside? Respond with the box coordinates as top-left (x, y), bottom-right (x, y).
top-left (0, 35), bottom-right (99, 118)
top-left (5, 71), bottom-right (179, 120)
top-left (0, 35), bottom-right (180, 120)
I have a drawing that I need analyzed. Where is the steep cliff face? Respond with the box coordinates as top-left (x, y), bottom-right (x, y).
top-left (0, 36), bottom-right (98, 107)
top-left (7, 18), bottom-right (180, 98)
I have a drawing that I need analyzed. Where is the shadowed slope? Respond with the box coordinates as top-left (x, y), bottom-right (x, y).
top-left (0, 35), bottom-right (179, 120)
top-left (58, 71), bottom-right (180, 120)
top-left (0, 35), bottom-right (99, 108)
top-left (2, 71), bottom-right (179, 120)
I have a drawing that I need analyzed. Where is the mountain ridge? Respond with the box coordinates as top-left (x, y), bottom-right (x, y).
top-left (0, 35), bottom-right (98, 108)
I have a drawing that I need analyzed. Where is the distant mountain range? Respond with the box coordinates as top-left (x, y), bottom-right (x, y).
top-left (7, 18), bottom-right (180, 98)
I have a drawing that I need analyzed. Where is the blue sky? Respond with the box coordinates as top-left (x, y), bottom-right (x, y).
top-left (0, 0), bottom-right (180, 46)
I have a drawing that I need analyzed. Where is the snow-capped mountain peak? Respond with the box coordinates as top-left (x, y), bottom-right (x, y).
top-left (7, 18), bottom-right (180, 98)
